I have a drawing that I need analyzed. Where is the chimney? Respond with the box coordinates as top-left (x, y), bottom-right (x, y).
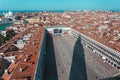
top-left (19, 68), bottom-right (23, 72)
top-left (5, 69), bottom-right (9, 75)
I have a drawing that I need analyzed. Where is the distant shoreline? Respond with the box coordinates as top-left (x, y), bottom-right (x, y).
top-left (0, 10), bottom-right (120, 13)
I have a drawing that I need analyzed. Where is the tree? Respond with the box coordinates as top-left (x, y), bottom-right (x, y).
top-left (5, 30), bottom-right (17, 41)
top-left (0, 34), bottom-right (5, 46)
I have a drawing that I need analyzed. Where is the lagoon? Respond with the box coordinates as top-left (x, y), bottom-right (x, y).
top-left (0, 24), bottom-right (11, 31)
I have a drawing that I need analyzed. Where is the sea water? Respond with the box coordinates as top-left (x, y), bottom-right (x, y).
top-left (0, 24), bottom-right (12, 31)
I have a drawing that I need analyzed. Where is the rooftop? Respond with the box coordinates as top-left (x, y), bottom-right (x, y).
top-left (2, 27), bottom-right (44, 80)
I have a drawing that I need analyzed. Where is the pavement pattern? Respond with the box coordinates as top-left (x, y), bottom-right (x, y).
top-left (44, 35), bottom-right (118, 80)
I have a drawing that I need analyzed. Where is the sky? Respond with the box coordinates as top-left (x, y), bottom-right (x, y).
top-left (0, 0), bottom-right (120, 10)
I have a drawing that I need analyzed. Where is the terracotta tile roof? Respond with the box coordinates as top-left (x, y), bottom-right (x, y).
top-left (74, 28), bottom-right (120, 52)
top-left (2, 27), bottom-right (44, 80)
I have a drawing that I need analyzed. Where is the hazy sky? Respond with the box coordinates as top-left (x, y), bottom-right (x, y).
top-left (0, 0), bottom-right (120, 10)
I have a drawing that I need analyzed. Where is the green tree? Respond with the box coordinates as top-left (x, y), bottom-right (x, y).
top-left (0, 30), bottom-right (17, 46)
top-left (5, 30), bottom-right (17, 41)
top-left (0, 34), bottom-right (5, 46)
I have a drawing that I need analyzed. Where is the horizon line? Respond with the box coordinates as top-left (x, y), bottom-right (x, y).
top-left (0, 9), bottom-right (120, 11)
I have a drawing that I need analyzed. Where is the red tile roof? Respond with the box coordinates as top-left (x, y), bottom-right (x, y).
top-left (2, 27), bottom-right (44, 80)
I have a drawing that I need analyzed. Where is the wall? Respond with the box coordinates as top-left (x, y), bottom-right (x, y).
top-left (34, 31), bottom-right (47, 80)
